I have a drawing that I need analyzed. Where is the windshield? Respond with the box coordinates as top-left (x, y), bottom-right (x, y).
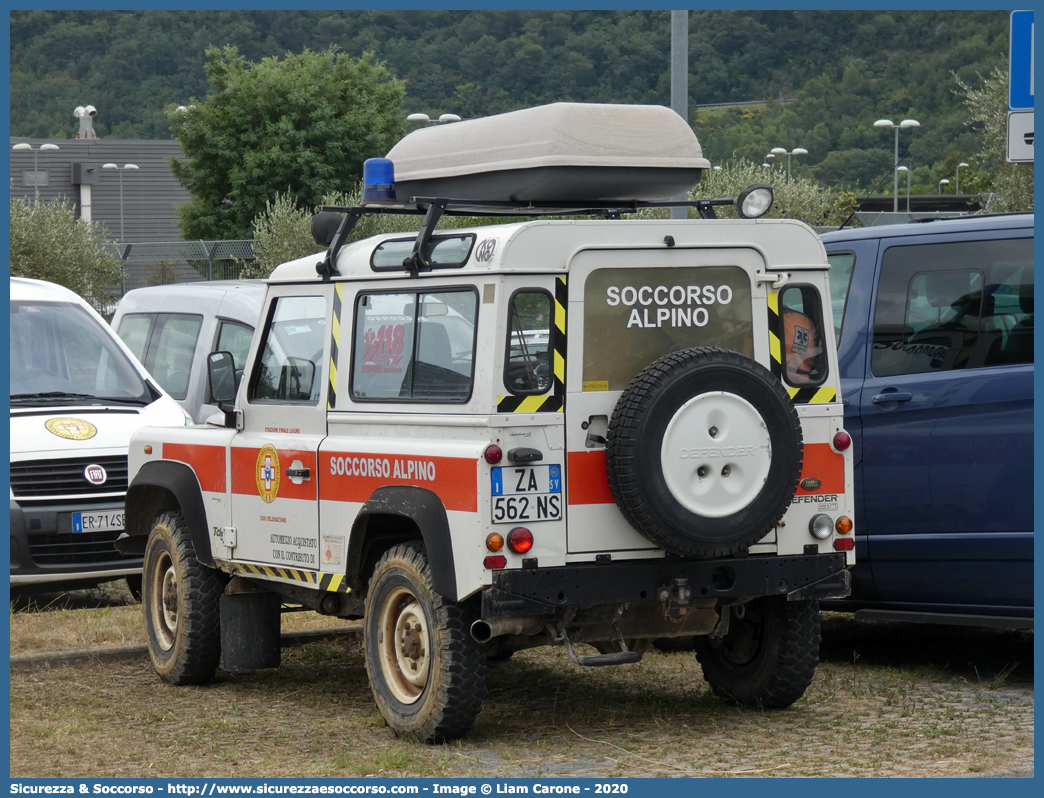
top-left (10, 300), bottom-right (153, 405)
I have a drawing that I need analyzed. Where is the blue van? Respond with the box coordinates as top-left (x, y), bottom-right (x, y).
top-left (820, 214), bottom-right (1033, 628)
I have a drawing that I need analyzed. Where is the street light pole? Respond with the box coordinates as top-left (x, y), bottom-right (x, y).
top-left (956, 162), bottom-right (969, 195)
top-left (102, 163), bottom-right (140, 245)
top-left (938, 179), bottom-right (950, 195)
top-left (897, 166), bottom-right (911, 213)
top-left (11, 142), bottom-right (60, 203)
top-left (874, 118), bottom-right (920, 212)
top-left (770, 147), bottom-right (808, 184)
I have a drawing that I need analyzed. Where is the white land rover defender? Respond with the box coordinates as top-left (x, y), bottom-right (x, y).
top-left (123, 103), bottom-right (854, 743)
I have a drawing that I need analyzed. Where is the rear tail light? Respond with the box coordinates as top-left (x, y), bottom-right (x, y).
top-left (833, 538), bottom-right (854, 552)
top-left (486, 532), bottom-right (505, 551)
top-left (484, 444), bottom-right (503, 464)
top-left (507, 527), bottom-right (534, 554)
top-left (836, 516), bottom-right (853, 535)
top-left (484, 555), bottom-right (507, 569)
top-left (833, 430), bottom-right (852, 451)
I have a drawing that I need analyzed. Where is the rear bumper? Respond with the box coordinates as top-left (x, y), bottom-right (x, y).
top-left (484, 552), bottom-right (850, 619)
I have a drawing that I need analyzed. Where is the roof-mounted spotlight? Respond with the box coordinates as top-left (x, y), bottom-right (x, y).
top-left (737, 183), bottom-right (774, 219)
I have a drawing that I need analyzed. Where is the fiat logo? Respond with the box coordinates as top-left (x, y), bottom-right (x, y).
top-left (84, 464), bottom-right (108, 485)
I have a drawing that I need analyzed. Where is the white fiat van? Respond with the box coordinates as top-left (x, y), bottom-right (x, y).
top-left (10, 277), bottom-right (188, 593)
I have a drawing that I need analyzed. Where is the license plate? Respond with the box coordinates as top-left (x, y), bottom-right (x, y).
top-left (491, 465), bottom-right (562, 524)
top-left (72, 510), bottom-right (125, 534)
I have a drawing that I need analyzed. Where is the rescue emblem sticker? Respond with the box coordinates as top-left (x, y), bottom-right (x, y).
top-left (255, 444), bottom-right (281, 503)
top-left (45, 417), bottom-right (98, 441)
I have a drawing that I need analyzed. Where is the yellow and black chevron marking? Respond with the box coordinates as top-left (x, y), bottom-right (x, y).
top-left (232, 562), bottom-right (351, 594)
top-left (498, 276), bottom-right (567, 413)
top-left (328, 283), bottom-right (344, 409)
top-left (768, 291), bottom-right (837, 405)
top-left (767, 290), bottom-right (784, 380)
top-left (787, 386), bottom-right (837, 404)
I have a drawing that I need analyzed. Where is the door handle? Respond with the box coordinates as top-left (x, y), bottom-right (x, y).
top-left (871, 391), bottom-right (912, 405)
top-left (285, 467), bottom-right (311, 479)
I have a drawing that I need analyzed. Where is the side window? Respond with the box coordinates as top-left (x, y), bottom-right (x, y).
top-left (211, 320), bottom-right (255, 402)
top-left (217, 321), bottom-right (254, 370)
top-left (146, 314), bottom-right (203, 400)
top-left (826, 252), bottom-right (856, 343)
top-left (778, 285), bottom-right (828, 386)
top-left (872, 238), bottom-right (1033, 377)
top-left (116, 314), bottom-right (155, 362)
top-left (505, 290), bottom-right (553, 395)
top-left (251, 296), bottom-right (327, 404)
top-left (352, 289), bottom-right (477, 402)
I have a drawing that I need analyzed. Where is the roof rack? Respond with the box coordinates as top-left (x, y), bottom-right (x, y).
top-left (312, 194), bottom-right (762, 280)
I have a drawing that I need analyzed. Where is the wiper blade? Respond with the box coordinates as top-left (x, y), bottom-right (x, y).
top-left (9, 392), bottom-right (148, 406)
top-left (10, 392), bottom-right (95, 402)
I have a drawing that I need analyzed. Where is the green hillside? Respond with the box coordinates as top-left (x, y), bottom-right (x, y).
top-left (11, 10), bottom-right (1010, 191)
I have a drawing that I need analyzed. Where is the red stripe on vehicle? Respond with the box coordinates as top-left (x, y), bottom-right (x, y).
top-left (230, 447), bottom-right (318, 501)
top-left (162, 443), bottom-right (226, 493)
top-left (796, 443), bottom-right (845, 494)
top-left (318, 452), bottom-right (478, 513)
top-left (566, 450), bottom-right (616, 505)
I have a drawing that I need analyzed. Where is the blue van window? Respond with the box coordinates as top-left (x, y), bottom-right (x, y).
top-left (825, 252), bottom-right (856, 343)
top-left (872, 238), bottom-right (1033, 376)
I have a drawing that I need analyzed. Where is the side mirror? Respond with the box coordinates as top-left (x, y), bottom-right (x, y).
top-left (208, 351), bottom-right (237, 406)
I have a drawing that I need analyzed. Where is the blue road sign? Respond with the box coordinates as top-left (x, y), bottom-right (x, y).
top-left (1009, 10), bottom-right (1034, 110)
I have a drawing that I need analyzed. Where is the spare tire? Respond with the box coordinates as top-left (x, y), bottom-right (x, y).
top-left (606, 347), bottom-right (802, 558)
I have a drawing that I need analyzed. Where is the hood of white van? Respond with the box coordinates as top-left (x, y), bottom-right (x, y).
top-left (10, 395), bottom-right (186, 460)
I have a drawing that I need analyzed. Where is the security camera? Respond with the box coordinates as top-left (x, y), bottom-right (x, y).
top-left (85, 105), bottom-right (97, 117)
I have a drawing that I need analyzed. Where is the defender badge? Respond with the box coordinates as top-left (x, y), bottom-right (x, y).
top-left (800, 477), bottom-right (822, 491)
top-left (45, 417), bottom-right (97, 441)
top-left (255, 444), bottom-right (281, 503)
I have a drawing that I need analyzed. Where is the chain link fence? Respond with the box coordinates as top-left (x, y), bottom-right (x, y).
top-left (95, 240), bottom-right (259, 315)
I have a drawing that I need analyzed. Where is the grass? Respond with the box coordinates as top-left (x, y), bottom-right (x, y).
top-left (8, 592), bottom-right (1035, 779)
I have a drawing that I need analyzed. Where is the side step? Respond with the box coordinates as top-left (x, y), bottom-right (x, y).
top-left (557, 627), bottom-right (643, 668)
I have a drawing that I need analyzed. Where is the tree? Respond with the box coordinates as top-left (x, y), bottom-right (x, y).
top-left (954, 66), bottom-right (1033, 212)
top-left (689, 160), bottom-right (856, 228)
top-left (9, 197), bottom-right (124, 310)
top-left (168, 45), bottom-right (408, 240)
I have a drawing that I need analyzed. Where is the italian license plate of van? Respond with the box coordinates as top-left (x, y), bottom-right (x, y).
top-left (72, 510), bottom-right (125, 534)
top-left (491, 464), bottom-right (563, 523)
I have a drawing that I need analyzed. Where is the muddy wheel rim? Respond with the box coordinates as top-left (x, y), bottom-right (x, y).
top-left (150, 550), bottom-right (178, 652)
top-left (378, 585), bottom-right (430, 704)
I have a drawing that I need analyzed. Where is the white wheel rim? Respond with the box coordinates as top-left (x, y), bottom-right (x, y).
top-left (150, 550), bottom-right (178, 652)
top-left (378, 585), bottom-right (430, 704)
top-left (660, 391), bottom-right (773, 518)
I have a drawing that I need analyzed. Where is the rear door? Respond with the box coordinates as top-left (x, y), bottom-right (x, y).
top-left (856, 229), bottom-right (1033, 611)
top-left (565, 247), bottom-right (763, 554)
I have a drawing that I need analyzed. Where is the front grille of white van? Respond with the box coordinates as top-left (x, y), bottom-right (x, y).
top-left (10, 456), bottom-right (129, 502)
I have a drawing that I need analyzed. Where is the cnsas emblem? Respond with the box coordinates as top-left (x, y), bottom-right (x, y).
top-left (45, 417), bottom-right (97, 441)
top-left (256, 444), bottom-right (281, 503)
top-left (800, 477), bottom-right (822, 491)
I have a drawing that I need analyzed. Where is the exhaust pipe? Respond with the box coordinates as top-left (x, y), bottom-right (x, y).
top-left (471, 616), bottom-right (545, 643)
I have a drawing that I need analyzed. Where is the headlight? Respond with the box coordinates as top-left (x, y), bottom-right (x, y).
top-left (737, 184), bottom-right (774, 219)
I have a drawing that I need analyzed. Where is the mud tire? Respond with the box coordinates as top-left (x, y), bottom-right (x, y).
top-left (694, 597), bottom-right (820, 709)
top-left (143, 511), bottom-right (226, 685)
top-left (364, 542), bottom-right (487, 743)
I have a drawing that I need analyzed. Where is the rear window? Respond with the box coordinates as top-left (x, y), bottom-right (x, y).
top-left (581, 266), bottom-right (753, 391)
